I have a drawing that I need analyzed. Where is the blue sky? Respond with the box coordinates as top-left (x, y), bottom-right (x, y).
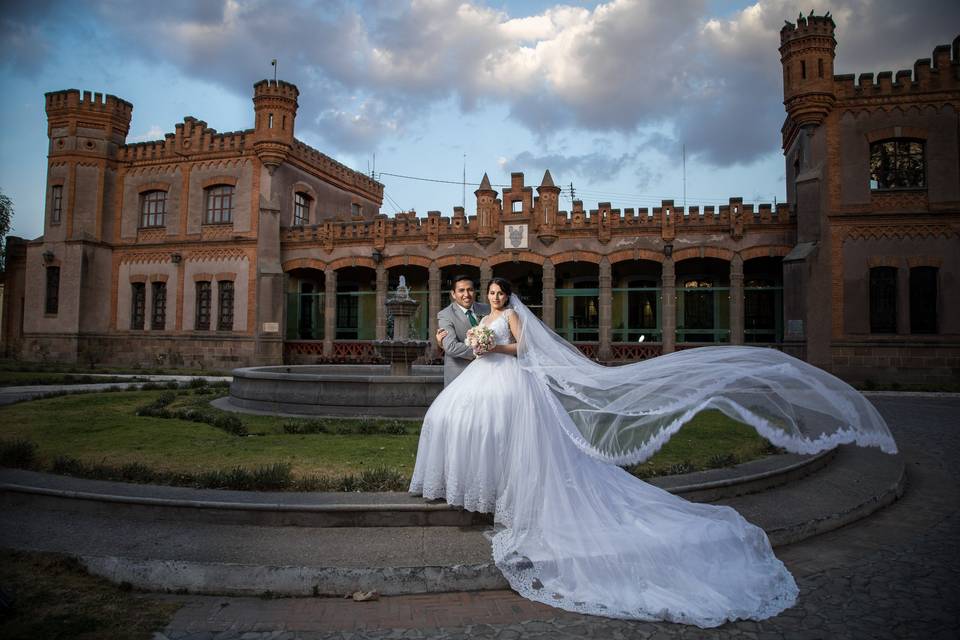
top-left (1, 0), bottom-right (957, 240)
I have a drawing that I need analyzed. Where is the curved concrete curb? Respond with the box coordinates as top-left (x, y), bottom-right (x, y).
top-left (78, 556), bottom-right (509, 597)
top-left (0, 451), bottom-right (833, 528)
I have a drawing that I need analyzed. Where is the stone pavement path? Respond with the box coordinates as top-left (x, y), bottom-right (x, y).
top-left (144, 395), bottom-right (958, 639)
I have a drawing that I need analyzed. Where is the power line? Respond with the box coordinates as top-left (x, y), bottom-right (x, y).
top-left (378, 171), bottom-right (510, 188)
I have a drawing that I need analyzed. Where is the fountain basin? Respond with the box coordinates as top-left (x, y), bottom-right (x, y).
top-left (228, 365), bottom-right (443, 418)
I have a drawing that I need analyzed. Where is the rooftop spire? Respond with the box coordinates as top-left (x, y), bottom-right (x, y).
top-left (540, 169), bottom-right (556, 188)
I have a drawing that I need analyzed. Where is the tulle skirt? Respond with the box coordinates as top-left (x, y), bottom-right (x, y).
top-left (409, 352), bottom-right (799, 627)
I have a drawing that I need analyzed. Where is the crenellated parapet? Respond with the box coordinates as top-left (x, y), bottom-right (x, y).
top-left (118, 117), bottom-right (251, 162)
top-left (281, 192), bottom-right (794, 250)
top-left (45, 89), bottom-right (133, 143)
top-left (289, 140), bottom-right (383, 204)
top-left (832, 36), bottom-right (960, 104)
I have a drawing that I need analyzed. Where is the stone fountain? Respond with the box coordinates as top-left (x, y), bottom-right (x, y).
top-left (374, 276), bottom-right (429, 376)
top-left (225, 277), bottom-right (442, 417)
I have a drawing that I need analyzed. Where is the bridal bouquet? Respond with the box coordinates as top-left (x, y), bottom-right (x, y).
top-left (466, 325), bottom-right (495, 356)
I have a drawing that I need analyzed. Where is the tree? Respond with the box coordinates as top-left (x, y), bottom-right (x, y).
top-left (0, 188), bottom-right (12, 272)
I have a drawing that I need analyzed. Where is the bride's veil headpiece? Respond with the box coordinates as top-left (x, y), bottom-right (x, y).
top-left (507, 294), bottom-right (896, 465)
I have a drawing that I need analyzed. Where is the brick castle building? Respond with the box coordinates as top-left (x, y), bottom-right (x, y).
top-left (3, 16), bottom-right (958, 384)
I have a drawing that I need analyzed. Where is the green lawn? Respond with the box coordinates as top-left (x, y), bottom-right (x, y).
top-left (0, 550), bottom-right (178, 640)
top-left (0, 388), bottom-right (777, 487)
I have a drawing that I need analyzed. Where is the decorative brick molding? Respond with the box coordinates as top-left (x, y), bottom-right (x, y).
top-left (383, 255), bottom-right (432, 269)
top-left (867, 256), bottom-right (901, 268)
top-left (865, 126), bottom-right (927, 143)
top-left (282, 257), bottom-right (326, 272)
top-left (137, 181), bottom-right (171, 193)
top-left (550, 250), bottom-right (602, 265)
top-left (214, 272), bottom-right (236, 282)
top-left (149, 274), bottom-right (169, 283)
top-left (200, 175), bottom-right (238, 189)
top-left (906, 256), bottom-right (944, 268)
top-left (436, 255), bottom-right (483, 268)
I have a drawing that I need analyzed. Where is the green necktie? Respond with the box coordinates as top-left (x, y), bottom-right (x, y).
top-left (466, 309), bottom-right (479, 327)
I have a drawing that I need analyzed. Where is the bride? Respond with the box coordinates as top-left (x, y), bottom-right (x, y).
top-left (409, 277), bottom-right (897, 627)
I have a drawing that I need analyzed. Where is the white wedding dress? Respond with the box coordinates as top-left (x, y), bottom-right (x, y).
top-left (409, 298), bottom-right (896, 627)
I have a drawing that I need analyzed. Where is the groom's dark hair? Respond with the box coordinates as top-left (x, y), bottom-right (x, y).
top-left (450, 274), bottom-right (476, 290)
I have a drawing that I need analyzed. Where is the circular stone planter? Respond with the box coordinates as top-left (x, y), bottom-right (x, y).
top-left (227, 364), bottom-right (443, 418)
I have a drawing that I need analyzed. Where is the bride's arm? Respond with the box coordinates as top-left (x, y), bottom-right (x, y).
top-left (489, 310), bottom-right (521, 356)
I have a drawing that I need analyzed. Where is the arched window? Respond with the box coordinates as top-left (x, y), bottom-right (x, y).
top-left (204, 185), bottom-right (234, 224)
top-left (293, 192), bottom-right (310, 226)
top-left (140, 190), bottom-right (167, 228)
top-left (869, 139), bottom-right (925, 189)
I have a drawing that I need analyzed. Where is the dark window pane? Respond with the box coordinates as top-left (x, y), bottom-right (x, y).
top-left (294, 192), bottom-right (309, 225)
top-left (45, 266), bottom-right (60, 315)
top-left (218, 281), bottom-right (234, 331)
top-left (196, 281), bottom-right (211, 330)
top-left (870, 138), bottom-right (925, 189)
top-left (204, 185), bottom-right (234, 224)
top-left (130, 282), bottom-right (145, 329)
top-left (51, 185), bottom-right (63, 224)
top-left (140, 190), bottom-right (167, 228)
top-left (151, 282), bottom-right (166, 330)
top-left (869, 267), bottom-right (897, 333)
top-left (910, 267), bottom-right (938, 334)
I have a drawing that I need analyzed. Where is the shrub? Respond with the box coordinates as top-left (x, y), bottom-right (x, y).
top-left (0, 438), bottom-right (38, 469)
top-left (666, 460), bottom-right (693, 475)
top-left (187, 377), bottom-right (209, 389)
top-left (358, 466), bottom-right (407, 491)
top-left (382, 420), bottom-right (407, 436)
top-left (707, 452), bottom-right (739, 469)
top-left (213, 414), bottom-right (248, 436)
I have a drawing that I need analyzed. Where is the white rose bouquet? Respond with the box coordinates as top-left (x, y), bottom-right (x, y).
top-left (466, 325), bottom-right (496, 357)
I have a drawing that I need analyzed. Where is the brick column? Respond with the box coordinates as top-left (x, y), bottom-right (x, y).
top-left (730, 254), bottom-right (744, 345)
top-left (375, 264), bottom-right (387, 340)
top-left (541, 259), bottom-right (555, 328)
top-left (428, 262), bottom-right (441, 358)
top-left (661, 258), bottom-right (676, 353)
top-left (599, 256), bottom-right (612, 360)
top-left (480, 262), bottom-right (492, 302)
top-left (323, 267), bottom-right (336, 357)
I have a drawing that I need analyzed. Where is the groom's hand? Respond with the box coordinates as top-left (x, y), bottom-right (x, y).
top-left (436, 329), bottom-right (448, 350)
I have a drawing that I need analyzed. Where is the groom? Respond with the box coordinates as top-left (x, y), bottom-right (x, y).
top-left (435, 275), bottom-right (490, 386)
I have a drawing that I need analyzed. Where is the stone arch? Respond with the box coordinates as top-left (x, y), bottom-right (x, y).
top-left (673, 246), bottom-right (734, 263)
top-left (282, 258), bottom-right (327, 272)
top-left (383, 255), bottom-right (432, 269)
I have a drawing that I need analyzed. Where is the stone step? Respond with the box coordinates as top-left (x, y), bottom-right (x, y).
top-left (0, 445), bottom-right (904, 597)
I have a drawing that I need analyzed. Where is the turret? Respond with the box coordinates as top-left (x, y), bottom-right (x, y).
top-left (45, 89), bottom-right (132, 153)
top-left (43, 89), bottom-right (133, 240)
top-left (474, 173), bottom-right (498, 246)
top-left (535, 170), bottom-right (560, 245)
top-left (779, 12), bottom-right (837, 130)
top-left (252, 79), bottom-right (299, 172)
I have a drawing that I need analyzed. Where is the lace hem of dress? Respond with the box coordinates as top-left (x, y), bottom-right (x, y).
top-left (490, 531), bottom-right (799, 628)
top-left (409, 478), bottom-right (500, 515)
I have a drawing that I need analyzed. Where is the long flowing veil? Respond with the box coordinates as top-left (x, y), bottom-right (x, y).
top-left (509, 294), bottom-right (897, 465)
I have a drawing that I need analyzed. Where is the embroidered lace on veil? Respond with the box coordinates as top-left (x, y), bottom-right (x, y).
top-left (508, 294), bottom-right (897, 465)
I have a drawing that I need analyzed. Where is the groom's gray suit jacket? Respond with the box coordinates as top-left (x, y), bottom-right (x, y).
top-left (438, 302), bottom-right (490, 386)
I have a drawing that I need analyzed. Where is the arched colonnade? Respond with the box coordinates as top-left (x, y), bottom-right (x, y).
top-left (281, 247), bottom-right (789, 363)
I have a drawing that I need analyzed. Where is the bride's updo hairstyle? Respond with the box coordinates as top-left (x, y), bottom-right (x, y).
top-left (488, 277), bottom-right (513, 302)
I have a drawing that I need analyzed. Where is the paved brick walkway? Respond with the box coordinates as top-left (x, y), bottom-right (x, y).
top-left (149, 395), bottom-right (958, 639)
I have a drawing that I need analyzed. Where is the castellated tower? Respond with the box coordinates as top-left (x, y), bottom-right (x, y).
top-left (252, 79), bottom-right (299, 172)
top-left (780, 13), bottom-right (837, 130)
top-left (36, 89), bottom-right (133, 355)
top-left (44, 89), bottom-right (132, 239)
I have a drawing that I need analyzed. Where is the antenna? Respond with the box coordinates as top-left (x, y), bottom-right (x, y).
top-left (682, 143), bottom-right (686, 210)
top-left (372, 153), bottom-right (376, 180)
top-left (271, 59), bottom-right (278, 82)
top-left (462, 154), bottom-right (466, 209)
top-left (568, 182), bottom-right (576, 200)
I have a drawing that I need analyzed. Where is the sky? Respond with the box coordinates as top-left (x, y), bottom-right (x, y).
top-left (1, 0), bottom-right (958, 241)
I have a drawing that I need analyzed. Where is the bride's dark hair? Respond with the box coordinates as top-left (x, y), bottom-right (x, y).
top-left (488, 277), bottom-right (513, 300)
